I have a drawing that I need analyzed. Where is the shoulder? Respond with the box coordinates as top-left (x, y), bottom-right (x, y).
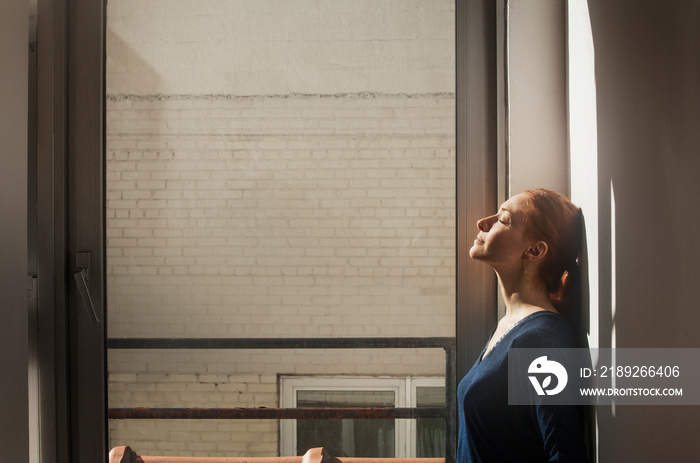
top-left (510, 312), bottom-right (578, 349)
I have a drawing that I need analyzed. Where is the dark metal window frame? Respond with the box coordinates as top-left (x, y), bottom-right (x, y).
top-left (33, 0), bottom-right (498, 462)
top-left (34, 0), bottom-right (107, 462)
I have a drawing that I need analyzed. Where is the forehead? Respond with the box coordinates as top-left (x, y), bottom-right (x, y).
top-left (500, 193), bottom-right (529, 213)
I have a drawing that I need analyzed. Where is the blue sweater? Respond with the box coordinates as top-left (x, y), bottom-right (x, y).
top-left (457, 311), bottom-right (589, 463)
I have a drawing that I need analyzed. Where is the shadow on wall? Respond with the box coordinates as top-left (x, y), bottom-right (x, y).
top-left (587, 0), bottom-right (700, 461)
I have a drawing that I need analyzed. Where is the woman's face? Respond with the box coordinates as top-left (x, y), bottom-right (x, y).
top-left (469, 193), bottom-right (533, 270)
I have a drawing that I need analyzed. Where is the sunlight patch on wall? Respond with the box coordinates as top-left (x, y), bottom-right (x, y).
top-left (567, 0), bottom-right (599, 349)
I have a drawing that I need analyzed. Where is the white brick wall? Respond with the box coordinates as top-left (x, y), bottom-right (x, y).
top-left (107, 0), bottom-right (455, 96)
top-left (107, 96), bottom-right (455, 456)
top-left (106, 0), bottom-right (455, 457)
top-left (107, 96), bottom-right (455, 342)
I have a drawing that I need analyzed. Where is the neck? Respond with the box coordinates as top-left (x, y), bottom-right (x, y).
top-left (495, 267), bottom-right (556, 319)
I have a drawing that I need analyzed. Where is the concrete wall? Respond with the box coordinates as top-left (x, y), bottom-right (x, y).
top-left (106, 0), bottom-right (455, 456)
top-left (0, 0), bottom-right (29, 460)
top-left (587, 0), bottom-right (700, 461)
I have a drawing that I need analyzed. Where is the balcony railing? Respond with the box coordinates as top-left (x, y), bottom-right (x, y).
top-left (108, 336), bottom-right (456, 463)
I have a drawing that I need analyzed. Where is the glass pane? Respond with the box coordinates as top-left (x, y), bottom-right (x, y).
top-left (298, 419), bottom-right (396, 458)
top-left (297, 391), bottom-right (395, 457)
top-left (106, 0), bottom-right (455, 457)
top-left (416, 386), bottom-right (445, 407)
top-left (416, 386), bottom-right (445, 457)
top-left (298, 390), bottom-right (395, 408)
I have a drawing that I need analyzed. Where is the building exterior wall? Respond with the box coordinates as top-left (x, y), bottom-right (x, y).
top-left (106, 96), bottom-right (455, 340)
top-left (106, 0), bottom-right (455, 457)
top-left (106, 0), bottom-right (455, 96)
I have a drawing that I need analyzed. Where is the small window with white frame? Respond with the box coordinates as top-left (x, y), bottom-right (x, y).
top-left (280, 376), bottom-right (445, 458)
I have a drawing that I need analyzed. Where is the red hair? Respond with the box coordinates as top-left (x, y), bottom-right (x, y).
top-left (521, 189), bottom-right (583, 310)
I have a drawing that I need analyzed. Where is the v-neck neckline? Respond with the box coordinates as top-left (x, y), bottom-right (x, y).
top-left (479, 311), bottom-right (555, 363)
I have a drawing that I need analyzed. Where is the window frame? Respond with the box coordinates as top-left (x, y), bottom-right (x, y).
top-left (34, 0), bottom-right (500, 461)
top-left (407, 377), bottom-right (446, 458)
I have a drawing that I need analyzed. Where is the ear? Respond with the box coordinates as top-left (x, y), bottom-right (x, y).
top-left (524, 241), bottom-right (548, 262)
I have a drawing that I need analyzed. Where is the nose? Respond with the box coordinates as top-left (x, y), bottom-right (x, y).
top-left (477, 215), bottom-right (496, 232)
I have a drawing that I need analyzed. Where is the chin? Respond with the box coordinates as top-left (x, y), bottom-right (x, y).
top-left (468, 246), bottom-right (480, 259)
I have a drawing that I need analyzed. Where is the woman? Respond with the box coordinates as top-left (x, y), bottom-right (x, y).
top-left (457, 189), bottom-right (589, 463)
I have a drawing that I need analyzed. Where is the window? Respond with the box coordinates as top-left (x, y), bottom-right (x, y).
top-left (413, 380), bottom-right (447, 457)
top-left (280, 377), bottom-right (445, 458)
top-left (35, 0), bottom-right (499, 460)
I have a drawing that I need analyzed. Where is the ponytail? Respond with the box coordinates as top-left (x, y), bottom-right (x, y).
top-left (554, 262), bottom-right (584, 345)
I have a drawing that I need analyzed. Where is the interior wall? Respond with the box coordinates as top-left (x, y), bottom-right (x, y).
top-left (508, 1), bottom-right (700, 460)
top-left (501, 0), bottom-right (570, 325)
top-left (506, 0), bottom-right (568, 196)
top-left (588, 0), bottom-right (700, 461)
top-left (0, 0), bottom-right (29, 460)
top-left (567, 0), bottom-right (600, 350)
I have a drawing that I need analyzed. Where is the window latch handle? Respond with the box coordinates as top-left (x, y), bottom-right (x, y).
top-left (74, 252), bottom-right (100, 324)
